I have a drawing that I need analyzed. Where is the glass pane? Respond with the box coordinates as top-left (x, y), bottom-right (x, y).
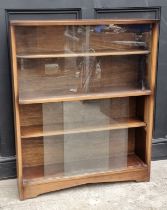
top-left (15, 24), bottom-right (152, 54)
top-left (16, 22), bottom-right (150, 184)
top-left (20, 97), bottom-right (145, 138)
top-left (63, 129), bottom-right (128, 176)
top-left (22, 128), bottom-right (146, 182)
top-left (15, 24), bottom-right (152, 101)
top-left (20, 97), bottom-right (146, 182)
top-left (18, 55), bottom-right (149, 101)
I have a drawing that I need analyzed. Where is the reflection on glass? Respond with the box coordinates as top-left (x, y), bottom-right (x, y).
top-left (22, 129), bottom-right (129, 181)
top-left (20, 97), bottom-right (146, 181)
top-left (20, 98), bottom-right (143, 137)
top-left (15, 24), bottom-right (151, 54)
top-left (17, 23), bottom-right (150, 183)
top-left (15, 24), bottom-right (151, 101)
top-left (63, 131), bottom-right (110, 176)
top-left (63, 129), bottom-right (128, 176)
top-left (42, 99), bottom-right (129, 176)
top-left (18, 55), bottom-right (149, 101)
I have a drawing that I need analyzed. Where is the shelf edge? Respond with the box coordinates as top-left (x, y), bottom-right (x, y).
top-left (21, 120), bottom-right (146, 139)
top-left (16, 50), bottom-right (150, 59)
top-left (19, 90), bottom-right (152, 105)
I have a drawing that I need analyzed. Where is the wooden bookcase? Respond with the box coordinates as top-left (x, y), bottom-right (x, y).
top-left (10, 19), bottom-right (159, 200)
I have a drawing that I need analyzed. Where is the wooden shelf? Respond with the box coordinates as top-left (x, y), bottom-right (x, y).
top-left (21, 118), bottom-right (146, 138)
top-left (19, 88), bottom-right (151, 104)
top-left (22, 154), bottom-right (147, 185)
top-left (16, 50), bottom-right (150, 59)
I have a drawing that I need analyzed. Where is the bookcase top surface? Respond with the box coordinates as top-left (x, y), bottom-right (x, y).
top-left (10, 19), bottom-right (159, 26)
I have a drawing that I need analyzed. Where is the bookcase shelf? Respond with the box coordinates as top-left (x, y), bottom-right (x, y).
top-left (10, 19), bottom-right (159, 200)
top-left (16, 50), bottom-right (150, 59)
top-left (23, 154), bottom-right (147, 185)
top-left (19, 89), bottom-right (151, 104)
top-left (21, 118), bottom-right (146, 138)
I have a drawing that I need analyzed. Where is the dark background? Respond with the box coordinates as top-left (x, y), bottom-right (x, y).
top-left (0, 0), bottom-right (167, 179)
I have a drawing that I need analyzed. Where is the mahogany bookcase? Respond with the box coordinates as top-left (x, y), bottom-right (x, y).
top-left (10, 19), bottom-right (159, 200)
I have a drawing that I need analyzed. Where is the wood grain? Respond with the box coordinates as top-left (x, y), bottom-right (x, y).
top-left (16, 50), bottom-right (150, 59)
top-left (22, 154), bottom-right (147, 183)
top-left (22, 166), bottom-right (149, 199)
top-left (18, 55), bottom-right (151, 104)
top-left (19, 89), bottom-right (151, 104)
top-left (10, 19), bottom-right (159, 26)
top-left (19, 97), bottom-right (145, 138)
top-left (145, 23), bottom-right (159, 171)
top-left (21, 154), bottom-right (148, 199)
top-left (21, 118), bottom-right (146, 138)
top-left (15, 24), bottom-right (151, 55)
top-left (21, 128), bottom-right (136, 169)
top-left (10, 26), bottom-right (23, 199)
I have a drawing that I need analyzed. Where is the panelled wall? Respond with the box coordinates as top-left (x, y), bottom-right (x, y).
top-left (0, 0), bottom-right (167, 178)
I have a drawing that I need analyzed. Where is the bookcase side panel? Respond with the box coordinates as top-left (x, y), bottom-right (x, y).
top-left (10, 25), bottom-right (24, 199)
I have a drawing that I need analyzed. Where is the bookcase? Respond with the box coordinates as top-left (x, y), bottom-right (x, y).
top-left (10, 19), bottom-right (159, 200)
